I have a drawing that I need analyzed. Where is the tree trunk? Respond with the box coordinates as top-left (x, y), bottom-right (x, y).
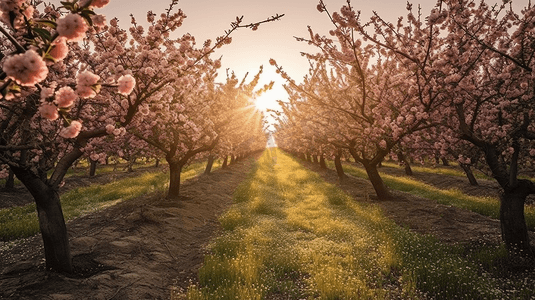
top-left (313, 155), bottom-right (319, 164)
top-left (319, 154), bottom-right (327, 169)
top-left (334, 151), bottom-right (346, 179)
top-left (89, 159), bottom-right (97, 177)
top-left (460, 163), bottom-right (478, 186)
top-left (222, 156), bottom-right (228, 168)
top-left (167, 162), bottom-right (182, 199)
top-left (230, 155), bottom-right (236, 164)
top-left (204, 154), bottom-right (214, 175)
top-left (5, 168), bottom-right (15, 189)
top-left (441, 157), bottom-right (450, 166)
top-left (500, 183), bottom-right (534, 258)
top-left (363, 162), bottom-right (392, 200)
top-left (154, 158), bottom-right (160, 168)
top-left (300, 153), bottom-right (306, 161)
top-left (397, 151), bottom-right (413, 176)
top-left (306, 153), bottom-right (312, 162)
top-left (11, 167), bottom-right (73, 273)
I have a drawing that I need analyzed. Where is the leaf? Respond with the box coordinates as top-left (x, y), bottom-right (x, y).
top-left (32, 27), bottom-right (52, 42)
top-left (34, 19), bottom-right (57, 29)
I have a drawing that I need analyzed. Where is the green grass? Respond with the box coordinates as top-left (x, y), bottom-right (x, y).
top-left (341, 164), bottom-right (535, 231)
top-left (181, 149), bottom-right (530, 300)
top-left (381, 161), bottom-right (491, 180)
top-left (0, 160), bottom-right (218, 241)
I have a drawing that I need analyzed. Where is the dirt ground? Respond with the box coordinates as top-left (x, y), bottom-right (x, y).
top-left (1, 156), bottom-right (534, 299)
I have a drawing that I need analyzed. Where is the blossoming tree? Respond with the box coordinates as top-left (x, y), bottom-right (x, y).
top-left (0, 0), bottom-right (282, 272)
top-left (324, 0), bottom-right (535, 257)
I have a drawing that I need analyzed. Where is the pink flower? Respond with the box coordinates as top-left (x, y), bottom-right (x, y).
top-left (39, 103), bottom-right (59, 120)
top-left (76, 70), bottom-right (100, 98)
top-left (55, 86), bottom-right (77, 108)
top-left (48, 37), bottom-right (68, 61)
top-left (81, 0), bottom-right (109, 8)
top-left (0, 0), bottom-right (33, 28)
top-left (3, 50), bottom-right (48, 86)
top-left (91, 14), bottom-right (106, 29)
top-left (117, 74), bottom-right (135, 95)
top-left (59, 121), bottom-right (82, 138)
top-left (40, 86), bottom-right (55, 100)
top-left (56, 14), bottom-right (88, 41)
top-left (105, 124), bottom-right (115, 134)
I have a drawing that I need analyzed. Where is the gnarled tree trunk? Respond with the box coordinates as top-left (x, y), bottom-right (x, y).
top-left (334, 150), bottom-right (346, 179)
top-left (167, 161), bottom-right (182, 199)
top-left (362, 162), bottom-right (392, 200)
top-left (89, 159), bottom-right (97, 177)
top-left (11, 166), bottom-right (73, 273)
top-left (500, 181), bottom-right (534, 258)
top-left (460, 163), bottom-right (478, 186)
top-left (204, 154), bottom-right (215, 175)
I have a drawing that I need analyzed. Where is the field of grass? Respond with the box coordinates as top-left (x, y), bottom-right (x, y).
top-left (340, 164), bottom-right (535, 231)
top-left (380, 161), bottom-right (491, 180)
top-left (0, 160), bottom-right (218, 242)
top-left (183, 150), bottom-right (531, 300)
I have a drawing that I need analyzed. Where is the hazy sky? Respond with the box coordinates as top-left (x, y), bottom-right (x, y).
top-left (55, 0), bottom-right (530, 119)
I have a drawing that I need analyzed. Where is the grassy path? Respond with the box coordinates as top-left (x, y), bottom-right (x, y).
top-left (186, 150), bottom-right (526, 300)
top-left (0, 161), bottom-right (219, 241)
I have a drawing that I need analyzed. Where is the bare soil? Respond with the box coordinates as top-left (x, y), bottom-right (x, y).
top-left (1, 156), bottom-right (534, 299)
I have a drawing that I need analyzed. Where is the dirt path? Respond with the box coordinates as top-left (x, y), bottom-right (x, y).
top-left (0, 157), bottom-right (257, 300)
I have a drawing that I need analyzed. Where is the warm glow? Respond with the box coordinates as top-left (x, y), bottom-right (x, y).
top-left (254, 82), bottom-right (286, 112)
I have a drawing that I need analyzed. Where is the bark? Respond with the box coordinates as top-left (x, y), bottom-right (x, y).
top-left (334, 151), bottom-right (346, 179)
top-left (89, 159), bottom-right (97, 177)
top-left (167, 162), bottom-right (182, 199)
top-left (154, 158), bottom-right (160, 168)
top-left (397, 151), bottom-right (413, 176)
top-left (5, 168), bottom-right (15, 189)
top-left (204, 154), bottom-right (215, 175)
top-left (222, 156), bottom-right (228, 168)
top-left (319, 154), bottom-right (327, 169)
top-left (441, 157), bottom-right (450, 166)
top-left (313, 155), bottom-right (319, 164)
top-left (460, 163), bottom-right (479, 186)
top-left (363, 162), bottom-right (392, 200)
top-left (10, 166), bottom-right (73, 273)
top-left (500, 182), bottom-right (534, 258)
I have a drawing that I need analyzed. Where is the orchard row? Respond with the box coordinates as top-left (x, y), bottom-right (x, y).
top-left (0, 0), bottom-right (280, 272)
top-left (273, 0), bottom-right (535, 260)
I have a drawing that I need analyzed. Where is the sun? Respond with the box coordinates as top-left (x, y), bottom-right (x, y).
top-left (254, 83), bottom-right (287, 112)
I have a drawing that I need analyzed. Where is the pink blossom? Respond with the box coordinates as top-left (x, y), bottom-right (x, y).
top-left (48, 37), bottom-right (68, 61)
top-left (3, 50), bottom-right (48, 86)
top-left (39, 103), bottom-right (59, 120)
top-left (76, 70), bottom-right (100, 98)
top-left (89, 0), bottom-right (109, 8)
top-left (55, 86), bottom-right (77, 108)
top-left (91, 14), bottom-right (106, 29)
top-left (379, 140), bottom-right (387, 149)
top-left (105, 124), bottom-right (115, 134)
top-left (117, 74), bottom-right (135, 95)
top-left (56, 14), bottom-right (88, 41)
top-left (59, 121), bottom-right (82, 138)
top-left (40, 86), bottom-right (55, 100)
top-left (0, 0), bottom-right (33, 28)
